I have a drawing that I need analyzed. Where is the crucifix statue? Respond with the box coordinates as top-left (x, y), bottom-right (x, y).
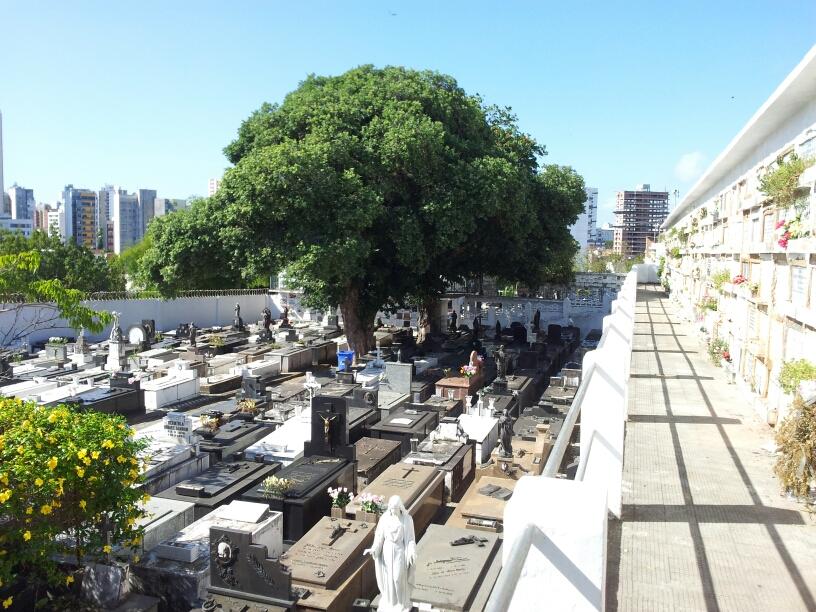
top-left (319, 412), bottom-right (338, 449)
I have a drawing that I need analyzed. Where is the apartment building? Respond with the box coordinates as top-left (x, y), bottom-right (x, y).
top-left (614, 185), bottom-right (669, 255)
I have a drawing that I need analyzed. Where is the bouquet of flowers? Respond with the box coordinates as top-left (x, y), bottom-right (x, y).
top-left (357, 493), bottom-right (385, 514)
top-left (47, 336), bottom-right (67, 344)
top-left (460, 364), bottom-right (479, 378)
top-left (722, 350), bottom-right (732, 363)
top-left (262, 476), bottom-right (294, 499)
top-left (776, 216), bottom-right (807, 249)
top-left (328, 486), bottom-right (352, 508)
top-left (237, 398), bottom-right (258, 414)
top-left (731, 274), bottom-right (747, 285)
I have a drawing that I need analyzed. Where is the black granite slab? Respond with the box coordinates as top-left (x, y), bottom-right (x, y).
top-left (48, 386), bottom-right (143, 419)
top-left (199, 421), bottom-right (275, 462)
top-left (367, 407), bottom-right (439, 456)
top-left (155, 461), bottom-right (280, 520)
top-left (241, 455), bottom-right (355, 542)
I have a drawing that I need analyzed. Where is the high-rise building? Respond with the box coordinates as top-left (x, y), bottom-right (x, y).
top-left (47, 207), bottom-right (64, 237)
top-left (7, 185), bottom-right (34, 220)
top-left (62, 185), bottom-right (97, 247)
top-left (154, 197), bottom-right (187, 217)
top-left (570, 187), bottom-right (599, 250)
top-left (97, 184), bottom-right (115, 249)
top-left (613, 184), bottom-right (669, 255)
top-left (208, 178), bottom-right (221, 197)
top-left (112, 188), bottom-right (141, 254)
top-left (136, 188), bottom-right (156, 235)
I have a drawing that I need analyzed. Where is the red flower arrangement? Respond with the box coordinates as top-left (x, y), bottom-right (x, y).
top-left (722, 350), bottom-right (731, 362)
top-left (731, 274), bottom-right (747, 285)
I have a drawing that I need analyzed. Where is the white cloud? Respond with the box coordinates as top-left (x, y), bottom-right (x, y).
top-left (674, 151), bottom-right (706, 182)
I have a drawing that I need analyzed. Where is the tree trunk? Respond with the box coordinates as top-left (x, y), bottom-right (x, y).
top-left (340, 288), bottom-right (373, 355)
top-left (423, 297), bottom-right (442, 335)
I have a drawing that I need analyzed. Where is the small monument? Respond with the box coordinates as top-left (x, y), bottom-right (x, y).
top-left (363, 495), bottom-right (416, 612)
top-left (258, 307), bottom-right (273, 342)
top-left (233, 303), bottom-right (245, 332)
top-left (106, 311), bottom-right (128, 372)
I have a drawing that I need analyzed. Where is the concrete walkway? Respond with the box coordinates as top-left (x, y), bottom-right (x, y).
top-left (608, 285), bottom-right (816, 612)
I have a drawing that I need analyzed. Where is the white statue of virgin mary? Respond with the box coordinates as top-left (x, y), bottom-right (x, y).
top-left (363, 495), bottom-right (416, 612)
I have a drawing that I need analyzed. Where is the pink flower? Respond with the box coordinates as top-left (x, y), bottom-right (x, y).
top-left (775, 220), bottom-right (786, 230)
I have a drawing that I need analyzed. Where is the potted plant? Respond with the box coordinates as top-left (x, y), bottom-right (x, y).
top-left (356, 492), bottom-right (385, 523)
top-left (236, 398), bottom-right (258, 420)
top-left (45, 337), bottom-right (68, 363)
top-left (328, 486), bottom-right (352, 519)
top-left (197, 414), bottom-right (220, 439)
top-left (459, 364), bottom-right (478, 378)
top-left (261, 476), bottom-right (294, 500)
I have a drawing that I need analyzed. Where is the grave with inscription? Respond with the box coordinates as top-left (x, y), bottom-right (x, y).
top-left (203, 510), bottom-right (300, 610)
top-left (131, 501), bottom-right (282, 611)
top-left (353, 437), bottom-right (402, 490)
top-left (403, 418), bottom-right (475, 503)
top-left (411, 524), bottom-right (502, 612)
top-left (445, 475), bottom-right (517, 533)
top-left (346, 463), bottom-right (443, 539)
top-left (281, 517), bottom-right (375, 612)
top-left (156, 460), bottom-right (280, 520)
top-left (242, 395), bottom-right (357, 542)
top-left (367, 405), bottom-right (439, 456)
top-left (197, 418), bottom-right (275, 462)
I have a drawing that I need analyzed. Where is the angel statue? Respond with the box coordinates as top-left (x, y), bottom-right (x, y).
top-left (363, 495), bottom-right (416, 612)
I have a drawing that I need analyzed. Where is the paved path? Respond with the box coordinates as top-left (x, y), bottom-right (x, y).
top-left (608, 285), bottom-right (816, 612)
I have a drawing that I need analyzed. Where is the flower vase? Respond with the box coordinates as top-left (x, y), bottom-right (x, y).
top-left (330, 506), bottom-right (346, 519)
top-left (358, 510), bottom-right (379, 523)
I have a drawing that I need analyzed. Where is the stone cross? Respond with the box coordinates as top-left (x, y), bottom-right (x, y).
top-left (399, 466), bottom-right (420, 479)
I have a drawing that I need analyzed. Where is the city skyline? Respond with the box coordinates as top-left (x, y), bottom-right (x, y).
top-left (2, 2), bottom-right (815, 223)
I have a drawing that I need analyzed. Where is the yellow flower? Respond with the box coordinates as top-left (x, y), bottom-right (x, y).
top-left (127, 517), bottom-right (135, 526)
top-left (34, 478), bottom-right (43, 487)
top-left (25, 507), bottom-right (32, 515)
top-left (23, 530), bottom-right (31, 542)
top-left (141, 493), bottom-right (151, 503)
top-left (133, 554), bottom-right (140, 563)
top-left (91, 450), bottom-right (100, 460)
top-left (77, 449), bottom-right (87, 460)
top-left (0, 474), bottom-right (7, 486)
top-left (0, 490), bottom-right (12, 503)
top-left (117, 423), bottom-right (125, 430)
top-left (48, 412), bottom-right (58, 423)
top-left (101, 439), bottom-right (114, 449)
top-left (2, 596), bottom-right (12, 609)
top-left (102, 544), bottom-right (112, 554)
top-left (75, 466), bottom-right (85, 478)
top-left (40, 504), bottom-right (52, 515)
top-left (79, 500), bottom-right (87, 510)
top-left (103, 459), bottom-right (109, 466)
top-left (130, 457), bottom-right (138, 465)
top-left (65, 574), bottom-right (74, 585)
top-left (16, 446), bottom-right (24, 455)
top-left (22, 420), bottom-right (30, 429)
top-left (116, 455), bottom-right (126, 464)
top-left (47, 456), bottom-right (58, 470)
top-left (82, 457), bottom-right (91, 466)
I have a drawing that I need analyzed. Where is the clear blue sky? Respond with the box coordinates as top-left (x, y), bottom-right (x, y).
top-left (2, 1), bottom-right (815, 224)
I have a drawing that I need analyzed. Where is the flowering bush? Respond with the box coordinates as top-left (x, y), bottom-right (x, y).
top-left (327, 486), bottom-right (351, 508)
top-left (776, 216), bottom-right (807, 249)
top-left (357, 493), bottom-right (384, 514)
top-left (0, 399), bottom-right (148, 600)
top-left (459, 364), bottom-right (479, 378)
top-left (731, 274), bottom-right (747, 285)
top-left (261, 476), bottom-right (293, 498)
top-left (46, 337), bottom-right (68, 345)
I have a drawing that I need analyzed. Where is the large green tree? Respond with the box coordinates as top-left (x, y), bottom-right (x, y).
top-left (139, 66), bottom-right (585, 352)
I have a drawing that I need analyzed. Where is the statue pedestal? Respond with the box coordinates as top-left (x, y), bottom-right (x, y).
top-left (107, 341), bottom-right (128, 372)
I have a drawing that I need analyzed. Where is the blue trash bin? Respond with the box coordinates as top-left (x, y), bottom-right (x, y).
top-left (337, 350), bottom-right (355, 371)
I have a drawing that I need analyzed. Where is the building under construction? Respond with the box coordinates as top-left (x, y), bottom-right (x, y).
top-left (613, 184), bottom-right (669, 255)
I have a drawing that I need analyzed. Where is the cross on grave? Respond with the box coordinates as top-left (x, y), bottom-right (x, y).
top-left (321, 520), bottom-right (358, 547)
top-left (399, 466), bottom-right (420, 480)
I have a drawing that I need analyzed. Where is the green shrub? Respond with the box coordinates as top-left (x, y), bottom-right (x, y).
top-left (711, 270), bottom-right (730, 292)
top-left (707, 338), bottom-right (728, 366)
top-left (778, 359), bottom-right (816, 394)
top-left (760, 154), bottom-right (814, 209)
top-left (0, 399), bottom-right (149, 600)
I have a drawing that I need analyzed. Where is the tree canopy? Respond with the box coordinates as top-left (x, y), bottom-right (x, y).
top-left (138, 65), bottom-right (585, 352)
top-left (0, 231), bottom-right (116, 348)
